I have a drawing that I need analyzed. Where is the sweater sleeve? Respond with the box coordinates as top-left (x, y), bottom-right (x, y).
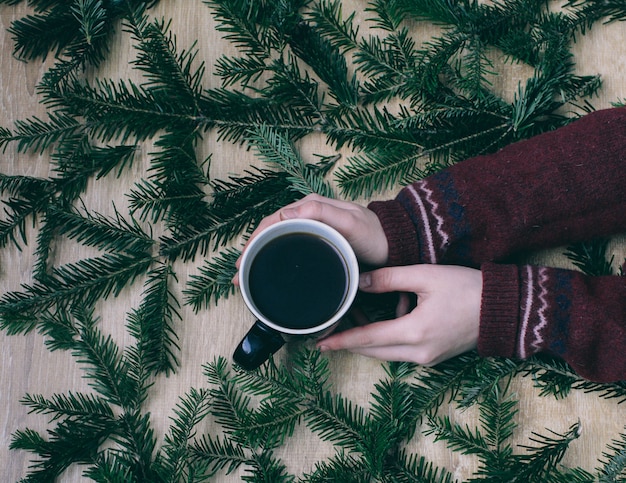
top-left (478, 263), bottom-right (626, 383)
top-left (368, 106), bottom-right (626, 267)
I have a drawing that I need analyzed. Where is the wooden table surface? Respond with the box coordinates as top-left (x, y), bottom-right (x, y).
top-left (1, 2), bottom-right (625, 481)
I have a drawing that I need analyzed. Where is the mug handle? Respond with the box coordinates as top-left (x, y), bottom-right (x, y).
top-left (233, 321), bottom-right (285, 370)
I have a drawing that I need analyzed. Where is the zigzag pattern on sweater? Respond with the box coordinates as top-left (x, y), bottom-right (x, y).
top-left (518, 266), bottom-right (550, 359)
top-left (405, 179), bottom-right (451, 264)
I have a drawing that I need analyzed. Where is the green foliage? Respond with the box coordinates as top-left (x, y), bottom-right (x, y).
top-left (1, 0), bottom-right (626, 481)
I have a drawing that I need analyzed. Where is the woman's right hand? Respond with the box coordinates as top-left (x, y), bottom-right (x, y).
top-left (234, 194), bottom-right (389, 284)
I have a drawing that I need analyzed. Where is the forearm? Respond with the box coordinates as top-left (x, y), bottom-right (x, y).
top-left (478, 263), bottom-right (626, 383)
top-left (370, 106), bottom-right (626, 267)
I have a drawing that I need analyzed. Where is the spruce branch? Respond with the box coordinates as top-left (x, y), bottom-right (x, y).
top-left (129, 16), bottom-right (206, 111)
top-left (188, 432), bottom-right (248, 479)
top-left (10, 419), bottom-right (115, 482)
top-left (598, 429), bottom-right (626, 482)
top-left (0, 112), bottom-right (83, 154)
top-left (126, 263), bottom-right (181, 376)
top-left (50, 203), bottom-right (154, 256)
top-left (387, 451), bottom-right (456, 483)
top-left (565, 238), bottom-right (615, 277)
top-left (204, 0), bottom-right (273, 60)
top-left (156, 387), bottom-right (212, 482)
top-left (0, 252), bottom-right (153, 323)
top-left (246, 124), bottom-right (335, 198)
top-left (184, 247), bottom-right (239, 311)
top-left (71, 306), bottom-right (140, 408)
top-left (20, 391), bottom-right (116, 424)
top-left (517, 423), bottom-right (582, 482)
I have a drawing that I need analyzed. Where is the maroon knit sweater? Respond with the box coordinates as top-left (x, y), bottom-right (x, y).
top-left (368, 107), bottom-right (626, 382)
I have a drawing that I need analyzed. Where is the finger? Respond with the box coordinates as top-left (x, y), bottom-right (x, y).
top-left (347, 345), bottom-right (442, 366)
top-left (238, 195), bottom-right (347, 260)
top-left (280, 196), bottom-right (366, 239)
top-left (347, 345), bottom-right (422, 363)
top-left (317, 318), bottom-right (413, 351)
top-left (359, 266), bottom-right (433, 295)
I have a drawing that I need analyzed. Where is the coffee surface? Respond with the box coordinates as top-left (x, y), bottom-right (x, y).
top-left (248, 233), bottom-right (348, 329)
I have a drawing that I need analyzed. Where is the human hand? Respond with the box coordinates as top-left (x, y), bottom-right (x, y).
top-left (233, 194), bottom-right (389, 284)
top-left (317, 264), bottom-right (483, 366)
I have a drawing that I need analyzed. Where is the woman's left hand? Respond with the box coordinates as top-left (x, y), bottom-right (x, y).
top-left (317, 264), bottom-right (483, 366)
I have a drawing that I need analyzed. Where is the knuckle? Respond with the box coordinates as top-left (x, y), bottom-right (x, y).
top-left (371, 267), bottom-right (394, 289)
top-left (302, 193), bottom-right (323, 202)
top-left (410, 348), bottom-right (437, 366)
top-left (355, 328), bottom-right (377, 347)
top-left (405, 330), bottom-right (422, 346)
top-left (299, 199), bottom-right (325, 218)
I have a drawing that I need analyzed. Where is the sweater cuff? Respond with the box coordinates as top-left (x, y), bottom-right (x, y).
top-left (368, 200), bottom-right (421, 266)
top-left (477, 263), bottom-right (521, 359)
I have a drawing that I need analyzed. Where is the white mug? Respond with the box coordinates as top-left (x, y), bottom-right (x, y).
top-left (234, 219), bottom-right (359, 370)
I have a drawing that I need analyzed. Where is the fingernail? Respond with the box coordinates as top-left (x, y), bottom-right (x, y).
top-left (281, 208), bottom-right (297, 219)
top-left (359, 273), bottom-right (372, 288)
top-left (318, 344), bottom-right (330, 352)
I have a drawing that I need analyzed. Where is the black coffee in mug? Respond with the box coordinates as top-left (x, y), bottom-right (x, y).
top-left (248, 233), bottom-right (348, 329)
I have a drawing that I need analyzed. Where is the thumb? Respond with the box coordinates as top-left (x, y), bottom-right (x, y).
top-left (359, 266), bottom-right (430, 294)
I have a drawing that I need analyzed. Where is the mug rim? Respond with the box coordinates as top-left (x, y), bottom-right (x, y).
top-left (239, 219), bottom-right (359, 335)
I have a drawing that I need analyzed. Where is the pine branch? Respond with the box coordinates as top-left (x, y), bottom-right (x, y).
top-left (525, 355), bottom-right (626, 403)
top-left (598, 429), bottom-right (626, 482)
top-left (184, 247), bottom-right (239, 311)
top-left (426, 414), bottom-right (490, 458)
top-left (0, 184), bottom-right (53, 250)
top-left (386, 451), bottom-right (456, 483)
top-left (126, 263), bottom-right (181, 376)
top-left (0, 252), bottom-right (153, 323)
top-left (565, 238), bottom-right (615, 276)
top-left (50, 204), bottom-right (154, 256)
top-left (113, 411), bottom-right (161, 481)
top-left (288, 21), bottom-right (359, 108)
top-left (140, 128), bottom-right (210, 234)
top-left (129, 16), bottom-right (206, 111)
top-left (156, 387), bottom-right (212, 482)
top-left (127, 179), bottom-right (205, 225)
top-left (204, 0), bottom-right (273, 60)
top-left (517, 423), bottom-right (582, 481)
top-left (20, 391), bottom-right (116, 423)
top-left (71, 307), bottom-right (139, 408)
top-left (8, 5), bottom-right (83, 61)
top-left (188, 433), bottom-right (249, 479)
top-left (82, 451), bottom-right (135, 482)
top-left (304, 452), bottom-right (372, 483)
top-left (369, 362), bottom-right (421, 461)
top-left (2, 1), bottom-right (625, 481)
top-left (201, 87), bottom-right (319, 142)
top-left (0, 112), bottom-right (82, 154)
top-left (306, 0), bottom-right (360, 55)
top-left (204, 357), bottom-right (255, 445)
top-left (10, 419), bottom-right (114, 482)
top-left (246, 124), bottom-right (335, 198)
